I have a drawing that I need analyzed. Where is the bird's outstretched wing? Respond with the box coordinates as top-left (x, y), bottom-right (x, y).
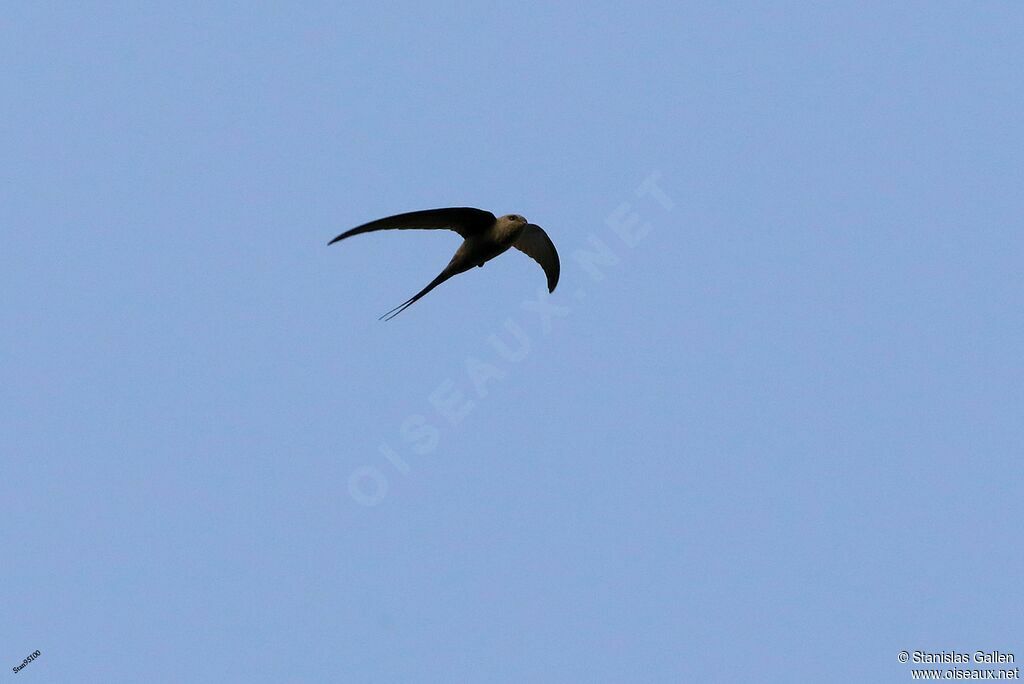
top-left (513, 224), bottom-right (560, 292)
top-left (328, 207), bottom-right (496, 245)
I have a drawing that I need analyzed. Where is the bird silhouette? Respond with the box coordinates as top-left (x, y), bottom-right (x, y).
top-left (328, 207), bottom-right (560, 320)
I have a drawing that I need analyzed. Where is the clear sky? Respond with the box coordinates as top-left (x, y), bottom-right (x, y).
top-left (2, 2), bottom-right (1022, 682)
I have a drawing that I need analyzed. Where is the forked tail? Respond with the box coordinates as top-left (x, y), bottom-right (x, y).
top-left (379, 265), bottom-right (463, 321)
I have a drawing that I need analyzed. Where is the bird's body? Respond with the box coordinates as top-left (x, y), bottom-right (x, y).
top-left (463, 217), bottom-right (523, 266)
top-left (328, 208), bottom-right (559, 320)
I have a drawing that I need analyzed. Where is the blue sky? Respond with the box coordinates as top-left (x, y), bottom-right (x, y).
top-left (2, 2), bottom-right (1022, 682)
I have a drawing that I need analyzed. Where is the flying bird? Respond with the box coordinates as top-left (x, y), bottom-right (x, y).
top-left (328, 207), bottom-right (560, 320)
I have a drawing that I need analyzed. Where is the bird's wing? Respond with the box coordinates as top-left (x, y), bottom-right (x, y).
top-left (513, 224), bottom-right (560, 292)
top-left (328, 207), bottom-right (495, 244)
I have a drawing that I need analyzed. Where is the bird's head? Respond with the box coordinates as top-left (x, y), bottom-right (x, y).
top-left (499, 213), bottom-right (529, 227)
top-left (497, 213), bottom-right (529, 240)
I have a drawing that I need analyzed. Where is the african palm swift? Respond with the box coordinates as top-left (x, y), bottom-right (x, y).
top-left (328, 207), bottom-right (560, 320)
